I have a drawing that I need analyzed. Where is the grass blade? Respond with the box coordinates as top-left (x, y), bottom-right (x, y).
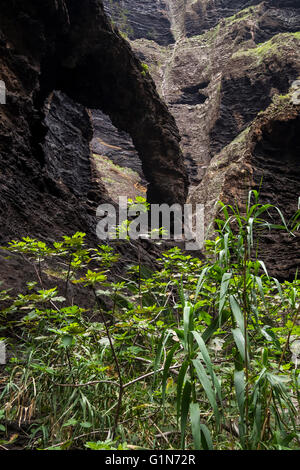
top-left (219, 272), bottom-right (232, 316)
top-left (192, 359), bottom-right (220, 428)
top-left (194, 267), bottom-right (210, 302)
top-left (200, 423), bottom-right (213, 450)
top-left (176, 361), bottom-right (189, 424)
top-left (230, 295), bottom-right (244, 332)
top-left (162, 343), bottom-right (180, 405)
top-left (234, 369), bottom-right (246, 445)
top-left (232, 328), bottom-right (248, 362)
top-left (192, 331), bottom-right (222, 402)
top-left (180, 381), bottom-right (192, 449)
top-left (190, 402), bottom-right (201, 450)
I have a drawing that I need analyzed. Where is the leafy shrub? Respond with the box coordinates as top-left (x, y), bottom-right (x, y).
top-left (0, 192), bottom-right (299, 450)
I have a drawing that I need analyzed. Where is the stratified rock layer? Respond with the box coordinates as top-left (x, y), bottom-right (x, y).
top-left (189, 95), bottom-right (300, 280)
top-left (129, 2), bottom-right (300, 185)
top-left (102, 0), bottom-right (300, 278)
top-left (1, 0), bottom-right (299, 278)
top-left (104, 0), bottom-right (174, 45)
top-left (0, 0), bottom-right (188, 243)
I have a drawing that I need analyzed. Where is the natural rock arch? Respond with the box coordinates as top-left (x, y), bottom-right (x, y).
top-left (0, 0), bottom-right (188, 242)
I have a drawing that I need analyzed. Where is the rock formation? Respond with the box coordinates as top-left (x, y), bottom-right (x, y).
top-left (189, 95), bottom-right (300, 279)
top-left (0, 0), bottom-right (299, 279)
top-left (0, 0), bottom-right (188, 245)
top-left (103, 0), bottom-right (300, 278)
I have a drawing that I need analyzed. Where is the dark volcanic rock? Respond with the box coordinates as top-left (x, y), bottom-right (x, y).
top-left (121, 0), bottom-right (300, 277)
top-left (0, 0), bottom-right (188, 246)
top-left (185, 0), bottom-right (261, 37)
top-left (184, 0), bottom-right (300, 38)
top-left (255, 2), bottom-right (300, 43)
top-left (189, 95), bottom-right (300, 280)
top-left (57, 0), bottom-right (188, 205)
top-left (210, 47), bottom-right (300, 155)
top-left (131, 1), bottom-right (300, 188)
top-left (1, 0), bottom-right (299, 280)
top-left (104, 0), bottom-right (174, 45)
top-left (91, 109), bottom-right (144, 178)
top-left (172, 83), bottom-right (208, 106)
top-left (44, 91), bottom-right (96, 198)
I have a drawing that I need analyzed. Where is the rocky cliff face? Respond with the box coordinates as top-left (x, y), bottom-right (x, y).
top-left (103, 0), bottom-right (300, 278)
top-left (121, 0), bottom-right (300, 184)
top-left (189, 95), bottom-right (300, 279)
top-left (104, 0), bottom-right (174, 45)
top-left (0, 0), bottom-right (299, 279)
top-left (0, 0), bottom-right (188, 244)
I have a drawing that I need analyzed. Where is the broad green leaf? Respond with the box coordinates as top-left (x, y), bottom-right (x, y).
top-left (253, 402), bottom-right (262, 447)
top-left (234, 370), bottom-right (246, 445)
top-left (200, 424), bottom-right (213, 450)
top-left (258, 260), bottom-right (269, 279)
top-left (62, 418), bottom-right (78, 428)
top-left (61, 334), bottom-right (74, 348)
top-left (190, 402), bottom-right (201, 450)
top-left (194, 267), bottom-right (210, 303)
top-left (178, 278), bottom-right (185, 306)
top-left (273, 277), bottom-right (284, 302)
top-left (183, 302), bottom-right (193, 351)
top-left (193, 359), bottom-right (220, 427)
top-left (229, 296), bottom-right (244, 332)
top-left (232, 328), bottom-right (248, 362)
top-left (247, 218), bottom-right (254, 251)
top-left (254, 276), bottom-right (266, 306)
top-left (80, 421), bottom-right (93, 428)
top-left (234, 370), bottom-right (245, 420)
top-left (260, 327), bottom-right (281, 351)
top-left (162, 343), bottom-right (180, 404)
top-left (180, 381), bottom-right (192, 449)
top-left (154, 329), bottom-right (172, 373)
top-left (252, 203), bottom-right (273, 219)
top-left (176, 361), bottom-right (189, 424)
top-left (192, 331), bottom-right (222, 402)
top-left (219, 272), bottom-right (232, 315)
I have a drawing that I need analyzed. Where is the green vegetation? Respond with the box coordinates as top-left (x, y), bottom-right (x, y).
top-left (0, 193), bottom-right (299, 450)
top-left (92, 153), bottom-right (146, 201)
top-left (223, 6), bottom-right (257, 26)
top-left (232, 32), bottom-right (300, 63)
top-left (271, 93), bottom-right (291, 108)
top-left (190, 5), bottom-right (259, 46)
top-left (107, 0), bottom-right (133, 39)
top-left (141, 62), bottom-right (149, 77)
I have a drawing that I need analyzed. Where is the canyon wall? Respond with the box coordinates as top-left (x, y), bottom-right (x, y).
top-left (0, 0), bottom-right (299, 278)
top-left (103, 0), bottom-right (300, 278)
top-left (0, 0), bottom-right (188, 244)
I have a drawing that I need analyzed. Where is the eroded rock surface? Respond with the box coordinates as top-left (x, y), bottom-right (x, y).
top-left (0, 0), bottom-right (187, 245)
top-left (1, 0), bottom-right (299, 279)
top-left (126, 1), bottom-right (300, 185)
top-left (104, 0), bottom-right (174, 45)
top-left (189, 95), bottom-right (300, 280)
top-left (102, 0), bottom-right (300, 277)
